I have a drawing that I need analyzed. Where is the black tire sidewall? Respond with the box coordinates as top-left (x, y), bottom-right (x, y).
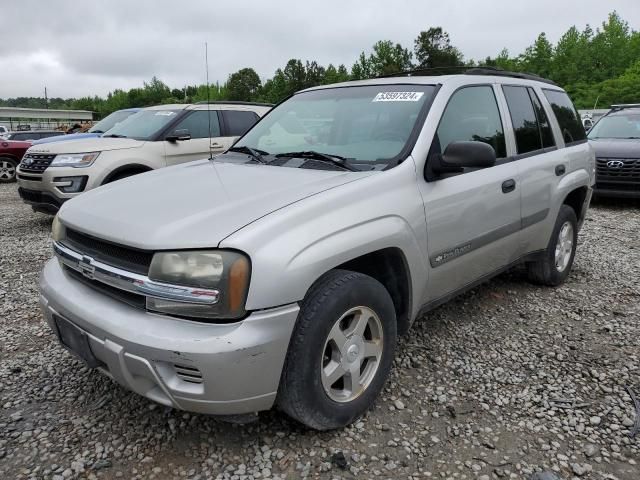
top-left (0, 157), bottom-right (17, 183)
top-left (545, 205), bottom-right (578, 285)
top-left (281, 271), bottom-right (397, 429)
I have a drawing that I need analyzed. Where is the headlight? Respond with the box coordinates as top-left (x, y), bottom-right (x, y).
top-left (147, 250), bottom-right (250, 320)
top-left (50, 152), bottom-right (100, 168)
top-left (51, 214), bottom-right (64, 242)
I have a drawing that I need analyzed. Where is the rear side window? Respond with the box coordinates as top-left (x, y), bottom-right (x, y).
top-left (502, 86), bottom-right (542, 154)
top-left (436, 86), bottom-right (506, 158)
top-left (223, 110), bottom-right (259, 137)
top-left (543, 90), bottom-right (586, 145)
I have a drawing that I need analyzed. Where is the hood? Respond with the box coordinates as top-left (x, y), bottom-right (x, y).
top-left (27, 137), bottom-right (145, 154)
top-left (31, 132), bottom-right (100, 146)
top-left (59, 160), bottom-right (374, 250)
top-left (589, 138), bottom-right (640, 158)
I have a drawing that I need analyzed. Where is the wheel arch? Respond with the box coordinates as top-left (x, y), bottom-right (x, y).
top-left (562, 185), bottom-right (589, 225)
top-left (102, 164), bottom-right (153, 184)
top-left (335, 247), bottom-right (413, 335)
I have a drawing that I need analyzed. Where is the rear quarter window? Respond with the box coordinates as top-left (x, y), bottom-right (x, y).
top-left (543, 90), bottom-right (586, 146)
top-left (223, 110), bottom-right (260, 137)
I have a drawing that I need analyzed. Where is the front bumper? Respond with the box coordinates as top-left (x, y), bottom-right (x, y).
top-left (594, 183), bottom-right (640, 199)
top-left (40, 258), bottom-right (299, 415)
top-left (17, 165), bottom-right (93, 214)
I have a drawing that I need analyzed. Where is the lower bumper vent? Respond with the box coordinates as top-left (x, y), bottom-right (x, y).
top-left (174, 364), bottom-right (203, 384)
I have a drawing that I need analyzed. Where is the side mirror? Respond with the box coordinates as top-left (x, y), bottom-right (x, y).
top-left (433, 141), bottom-right (496, 174)
top-left (166, 129), bottom-right (191, 142)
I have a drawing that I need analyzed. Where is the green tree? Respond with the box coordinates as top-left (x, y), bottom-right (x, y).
top-left (226, 68), bottom-right (262, 101)
top-left (368, 40), bottom-right (413, 76)
top-left (519, 33), bottom-right (554, 78)
top-left (413, 27), bottom-right (463, 69)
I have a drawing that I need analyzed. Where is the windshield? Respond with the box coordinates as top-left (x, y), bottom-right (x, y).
top-left (89, 110), bottom-right (136, 133)
top-left (103, 109), bottom-right (180, 140)
top-left (234, 85), bottom-right (436, 167)
top-left (588, 112), bottom-right (640, 139)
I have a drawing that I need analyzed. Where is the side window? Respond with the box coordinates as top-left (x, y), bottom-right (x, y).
top-left (542, 90), bottom-right (587, 145)
top-left (502, 85), bottom-right (542, 154)
top-left (223, 110), bottom-right (259, 137)
top-left (436, 86), bottom-right (506, 159)
top-left (528, 88), bottom-right (555, 148)
top-left (172, 111), bottom-right (221, 139)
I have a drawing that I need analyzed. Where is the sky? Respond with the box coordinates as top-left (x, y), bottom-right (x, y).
top-left (1, 0), bottom-right (638, 99)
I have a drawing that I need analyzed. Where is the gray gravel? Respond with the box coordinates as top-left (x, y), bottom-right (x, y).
top-left (1, 182), bottom-right (639, 480)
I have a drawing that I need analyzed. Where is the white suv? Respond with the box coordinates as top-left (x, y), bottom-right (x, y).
top-left (17, 102), bottom-right (271, 213)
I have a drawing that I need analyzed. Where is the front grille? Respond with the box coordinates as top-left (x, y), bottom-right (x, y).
top-left (596, 181), bottom-right (640, 192)
top-left (596, 158), bottom-right (640, 183)
top-left (62, 229), bottom-right (154, 275)
top-left (65, 267), bottom-right (146, 310)
top-left (20, 153), bottom-right (56, 174)
top-left (174, 364), bottom-right (203, 384)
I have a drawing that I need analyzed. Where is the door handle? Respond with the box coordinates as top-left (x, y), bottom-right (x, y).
top-left (210, 142), bottom-right (223, 149)
top-left (502, 179), bottom-right (516, 193)
top-left (555, 164), bottom-right (566, 176)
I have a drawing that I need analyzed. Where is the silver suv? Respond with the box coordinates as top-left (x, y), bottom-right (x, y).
top-left (40, 71), bottom-right (594, 430)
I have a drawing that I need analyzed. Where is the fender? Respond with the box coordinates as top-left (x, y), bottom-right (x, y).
top-left (102, 163), bottom-right (153, 184)
top-left (220, 161), bottom-right (430, 319)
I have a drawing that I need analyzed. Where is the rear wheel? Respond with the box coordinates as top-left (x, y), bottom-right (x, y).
top-left (278, 270), bottom-right (396, 430)
top-left (0, 157), bottom-right (17, 183)
top-left (527, 204), bottom-right (578, 286)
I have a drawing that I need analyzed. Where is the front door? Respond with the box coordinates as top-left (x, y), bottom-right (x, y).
top-left (164, 110), bottom-right (229, 166)
top-left (419, 85), bottom-right (522, 303)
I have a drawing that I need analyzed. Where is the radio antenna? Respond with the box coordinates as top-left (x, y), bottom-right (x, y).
top-left (205, 42), bottom-right (213, 160)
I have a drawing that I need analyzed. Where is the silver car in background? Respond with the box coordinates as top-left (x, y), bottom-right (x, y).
top-left (40, 70), bottom-right (594, 430)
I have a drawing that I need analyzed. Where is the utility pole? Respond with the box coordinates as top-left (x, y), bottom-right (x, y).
top-left (44, 87), bottom-right (48, 109)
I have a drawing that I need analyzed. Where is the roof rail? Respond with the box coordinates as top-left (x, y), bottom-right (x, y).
top-left (195, 100), bottom-right (274, 107)
top-left (378, 66), bottom-right (558, 86)
top-left (610, 103), bottom-right (640, 111)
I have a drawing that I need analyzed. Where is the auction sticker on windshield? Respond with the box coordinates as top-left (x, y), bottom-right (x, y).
top-left (373, 92), bottom-right (424, 102)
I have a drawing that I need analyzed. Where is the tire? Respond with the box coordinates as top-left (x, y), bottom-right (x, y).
top-left (278, 269), bottom-right (397, 430)
top-left (527, 204), bottom-right (578, 286)
top-left (0, 157), bottom-right (18, 183)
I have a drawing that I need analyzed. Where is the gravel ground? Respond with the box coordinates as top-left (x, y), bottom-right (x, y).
top-left (1, 182), bottom-right (639, 480)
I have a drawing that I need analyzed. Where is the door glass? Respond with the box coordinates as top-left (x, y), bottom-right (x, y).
top-left (436, 86), bottom-right (506, 158)
top-left (223, 111), bottom-right (259, 136)
top-left (528, 88), bottom-right (555, 148)
top-left (173, 111), bottom-right (221, 139)
top-left (502, 85), bottom-right (542, 154)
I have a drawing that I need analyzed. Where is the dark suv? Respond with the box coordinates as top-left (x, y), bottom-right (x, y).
top-left (588, 104), bottom-right (640, 198)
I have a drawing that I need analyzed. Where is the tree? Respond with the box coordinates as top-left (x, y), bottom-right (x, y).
top-left (413, 27), bottom-right (463, 69)
top-left (226, 68), bottom-right (262, 101)
top-left (369, 40), bottom-right (412, 76)
top-left (519, 33), bottom-right (554, 78)
top-left (351, 52), bottom-right (373, 80)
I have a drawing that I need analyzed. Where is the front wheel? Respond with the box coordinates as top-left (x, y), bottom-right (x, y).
top-left (0, 157), bottom-right (17, 183)
top-left (527, 204), bottom-right (578, 286)
top-left (278, 270), bottom-right (397, 430)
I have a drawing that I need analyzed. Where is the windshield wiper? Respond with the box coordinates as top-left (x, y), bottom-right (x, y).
top-left (227, 145), bottom-right (270, 164)
top-left (102, 134), bottom-right (127, 138)
top-left (275, 151), bottom-right (358, 171)
top-left (90, 130), bottom-right (104, 134)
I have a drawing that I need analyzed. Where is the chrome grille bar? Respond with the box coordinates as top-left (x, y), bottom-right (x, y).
top-left (53, 241), bottom-right (220, 305)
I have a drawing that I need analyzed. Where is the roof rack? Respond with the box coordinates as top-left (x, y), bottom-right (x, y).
top-left (195, 100), bottom-right (274, 107)
top-left (378, 66), bottom-right (558, 86)
top-left (610, 103), bottom-right (640, 111)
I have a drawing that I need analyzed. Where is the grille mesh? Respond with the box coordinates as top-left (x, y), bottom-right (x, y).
top-left (20, 153), bottom-right (56, 174)
top-left (62, 229), bottom-right (153, 275)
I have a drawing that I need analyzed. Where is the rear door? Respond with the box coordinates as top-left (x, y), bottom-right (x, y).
top-left (164, 110), bottom-right (226, 166)
top-left (419, 85), bottom-right (522, 302)
top-left (499, 85), bottom-right (563, 253)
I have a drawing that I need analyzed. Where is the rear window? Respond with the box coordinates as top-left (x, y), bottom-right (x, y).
top-left (543, 90), bottom-right (586, 145)
top-left (223, 110), bottom-right (259, 136)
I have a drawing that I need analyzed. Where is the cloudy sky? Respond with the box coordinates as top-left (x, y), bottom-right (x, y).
top-left (2, 0), bottom-right (638, 99)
